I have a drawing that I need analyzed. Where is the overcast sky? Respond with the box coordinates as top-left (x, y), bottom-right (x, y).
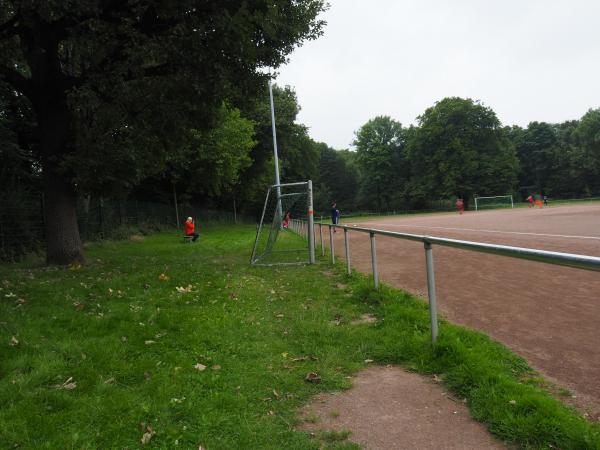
top-left (276, 0), bottom-right (600, 149)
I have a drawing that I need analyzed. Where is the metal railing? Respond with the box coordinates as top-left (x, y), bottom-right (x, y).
top-left (308, 222), bottom-right (600, 344)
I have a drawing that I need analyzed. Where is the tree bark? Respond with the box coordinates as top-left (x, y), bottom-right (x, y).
top-left (43, 167), bottom-right (84, 265)
top-left (39, 97), bottom-right (84, 265)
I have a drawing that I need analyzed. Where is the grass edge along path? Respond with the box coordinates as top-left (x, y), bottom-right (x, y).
top-left (0, 225), bottom-right (599, 449)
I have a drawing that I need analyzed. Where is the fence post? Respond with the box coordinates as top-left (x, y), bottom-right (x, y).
top-left (424, 241), bottom-right (439, 343)
top-left (320, 223), bottom-right (324, 256)
top-left (344, 228), bottom-right (351, 275)
top-left (370, 232), bottom-right (379, 289)
top-left (308, 181), bottom-right (315, 264)
top-left (329, 225), bottom-right (335, 264)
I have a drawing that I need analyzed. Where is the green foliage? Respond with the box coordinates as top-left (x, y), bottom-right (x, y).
top-left (315, 143), bottom-right (359, 212)
top-left (0, 0), bottom-right (327, 262)
top-left (406, 97), bottom-right (518, 208)
top-left (354, 116), bottom-right (408, 210)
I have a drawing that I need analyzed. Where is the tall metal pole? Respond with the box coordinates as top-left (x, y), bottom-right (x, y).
top-left (308, 180), bottom-right (315, 264)
top-left (268, 79), bottom-right (283, 221)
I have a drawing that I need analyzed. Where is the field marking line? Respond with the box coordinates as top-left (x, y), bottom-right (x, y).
top-left (362, 223), bottom-right (600, 241)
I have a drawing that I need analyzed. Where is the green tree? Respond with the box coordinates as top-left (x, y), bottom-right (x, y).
top-left (574, 108), bottom-right (600, 194)
top-left (0, 0), bottom-right (326, 264)
top-left (353, 116), bottom-right (407, 210)
top-left (236, 84), bottom-right (320, 216)
top-left (407, 97), bottom-right (518, 208)
top-left (315, 143), bottom-right (358, 212)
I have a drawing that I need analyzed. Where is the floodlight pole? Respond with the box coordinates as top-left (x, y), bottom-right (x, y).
top-left (268, 79), bottom-right (283, 222)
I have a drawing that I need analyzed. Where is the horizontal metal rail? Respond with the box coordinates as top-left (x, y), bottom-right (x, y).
top-left (300, 220), bottom-right (600, 344)
top-left (328, 224), bottom-right (600, 272)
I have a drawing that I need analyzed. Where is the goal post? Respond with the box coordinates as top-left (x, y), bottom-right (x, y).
top-left (250, 180), bottom-right (315, 266)
top-left (474, 195), bottom-right (514, 211)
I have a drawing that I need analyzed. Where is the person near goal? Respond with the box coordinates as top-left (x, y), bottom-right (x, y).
top-left (455, 198), bottom-right (465, 214)
top-left (527, 195), bottom-right (534, 208)
top-left (331, 202), bottom-right (340, 232)
top-left (184, 217), bottom-right (199, 242)
top-left (282, 211), bottom-right (291, 229)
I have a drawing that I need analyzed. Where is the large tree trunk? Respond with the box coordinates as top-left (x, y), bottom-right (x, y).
top-left (39, 98), bottom-right (84, 265)
top-left (43, 168), bottom-right (84, 265)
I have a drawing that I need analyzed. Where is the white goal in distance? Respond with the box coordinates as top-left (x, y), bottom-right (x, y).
top-left (474, 195), bottom-right (514, 211)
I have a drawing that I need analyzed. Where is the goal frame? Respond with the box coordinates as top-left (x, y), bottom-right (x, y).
top-left (474, 195), bottom-right (514, 211)
top-left (250, 180), bottom-right (315, 266)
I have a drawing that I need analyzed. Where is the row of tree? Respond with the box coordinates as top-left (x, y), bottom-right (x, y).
top-left (0, 0), bottom-right (327, 264)
top-left (318, 99), bottom-right (600, 212)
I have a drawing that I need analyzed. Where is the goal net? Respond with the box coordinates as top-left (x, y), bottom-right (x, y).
top-left (250, 181), bottom-right (315, 266)
top-left (474, 195), bottom-right (514, 211)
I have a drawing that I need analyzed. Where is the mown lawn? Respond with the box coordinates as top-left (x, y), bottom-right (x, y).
top-left (1, 225), bottom-right (599, 449)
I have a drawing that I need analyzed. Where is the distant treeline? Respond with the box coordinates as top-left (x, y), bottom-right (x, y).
top-left (315, 98), bottom-right (600, 213)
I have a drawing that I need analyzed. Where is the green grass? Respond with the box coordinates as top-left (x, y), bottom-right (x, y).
top-left (1, 226), bottom-right (599, 449)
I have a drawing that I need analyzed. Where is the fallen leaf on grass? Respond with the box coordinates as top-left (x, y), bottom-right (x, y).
top-left (73, 301), bottom-right (84, 311)
top-left (158, 273), bottom-right (169, 281)
top-left (9, 336), bottom-right (19, 347)
top-left (144, 371), bottom-right (152, 380)
top-left (275, 314), bottom-right (284, 318)
top-left (55, 377), bottom-right (77, 390)
top-left (194, 363), bottom-right (207, 371)
top-left (508, 400), bottom-right (517, 405)
top-left (364, 359), bottom-right (374, 364)
top-left (291, 355), bottom-right (318, 362)
top-left (272, 389), bottom-right (279, 398)
top-left (144, 340), bottom-right (156, 345)
top-left (104, 377), bottom-right (115, 384)
top-left (175, 285), bottom-right (193, 294)
top-left (140, 425), bottom-right (155, 445)
top-left (211, 365), bottom-right (221, 370)
top-left (305, 372), bottom-right (322, 383)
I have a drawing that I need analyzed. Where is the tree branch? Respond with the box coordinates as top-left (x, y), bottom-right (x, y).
top-left (0, 13), bottom-right (20, 40)
top-left (0, 65), bottom-right (33, 98)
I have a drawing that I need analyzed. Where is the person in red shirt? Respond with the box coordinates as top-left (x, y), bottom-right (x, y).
top-left (455, 198), bottom-right (464, 214)
top-left (527, 195), bottom-right (534, 208)
top-left (184, 217), bottom-right (199, 241)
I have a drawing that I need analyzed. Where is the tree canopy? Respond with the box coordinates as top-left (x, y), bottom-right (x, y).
top-left (0, 0), bottom-right (326, 264)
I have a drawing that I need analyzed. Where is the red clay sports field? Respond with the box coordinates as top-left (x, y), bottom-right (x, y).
top-left (330, 203), bottom-right (600, 418)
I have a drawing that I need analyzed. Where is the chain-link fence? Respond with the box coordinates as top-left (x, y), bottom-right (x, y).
top-left (0, 195), bottom-right (250, 262)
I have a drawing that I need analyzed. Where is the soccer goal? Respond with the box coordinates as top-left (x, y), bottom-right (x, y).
top-left (474, 195), bottom-right (514, 211)
top-left (250, 181), bottom-right (315, 266)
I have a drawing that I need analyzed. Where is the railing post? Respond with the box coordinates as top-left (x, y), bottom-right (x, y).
top-left (424, 241), bottom-right (439, 343)
top-left (370, 232), bottom-right (379, 289)
top-left (329, 225), bottom-right (335, 264)
top-left (344, 228), bottom-right (351, 275)
top-left (319, 223), bottom-right (324, 256)
top-left (308, 180), bottom-right (315, 264)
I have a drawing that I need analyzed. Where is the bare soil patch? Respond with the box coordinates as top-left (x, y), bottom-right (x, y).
top-left (299, 366), bottom-right (509, 449)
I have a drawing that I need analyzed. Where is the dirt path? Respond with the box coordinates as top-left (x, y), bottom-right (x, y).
top-left (299, 366), bottom-right (509, 449)
top-left (323, 205), bottom-right (600, 419)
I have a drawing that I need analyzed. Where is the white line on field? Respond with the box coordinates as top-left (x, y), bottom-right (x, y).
top-left (362, 224), bottom-right (600, 241)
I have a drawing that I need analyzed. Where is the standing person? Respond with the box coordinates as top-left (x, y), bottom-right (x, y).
top-left (543, 195), bottom-right (548, 206)
top-left (282, 211), bottom-right (291, 229)
top-left (527, 195), bottom-right (534, 208)
top-left (184, 217), bottom-right (199, 242)
top-left (331, 202), bottom-right (340, 232)
top-left (455, 198), bottom-right (465, 215)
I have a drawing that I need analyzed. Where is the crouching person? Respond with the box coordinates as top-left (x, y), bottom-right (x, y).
top-left (185, 217), bottom-right (199, 242)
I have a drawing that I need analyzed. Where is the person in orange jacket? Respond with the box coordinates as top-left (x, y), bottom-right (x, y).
top-left (184, 217), bottom-right (199, 242)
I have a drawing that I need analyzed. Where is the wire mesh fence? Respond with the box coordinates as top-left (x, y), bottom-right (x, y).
top-left (250, 182), bottom-right (314, 266)
top-left (0, 195), bottom-right (250, 262)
